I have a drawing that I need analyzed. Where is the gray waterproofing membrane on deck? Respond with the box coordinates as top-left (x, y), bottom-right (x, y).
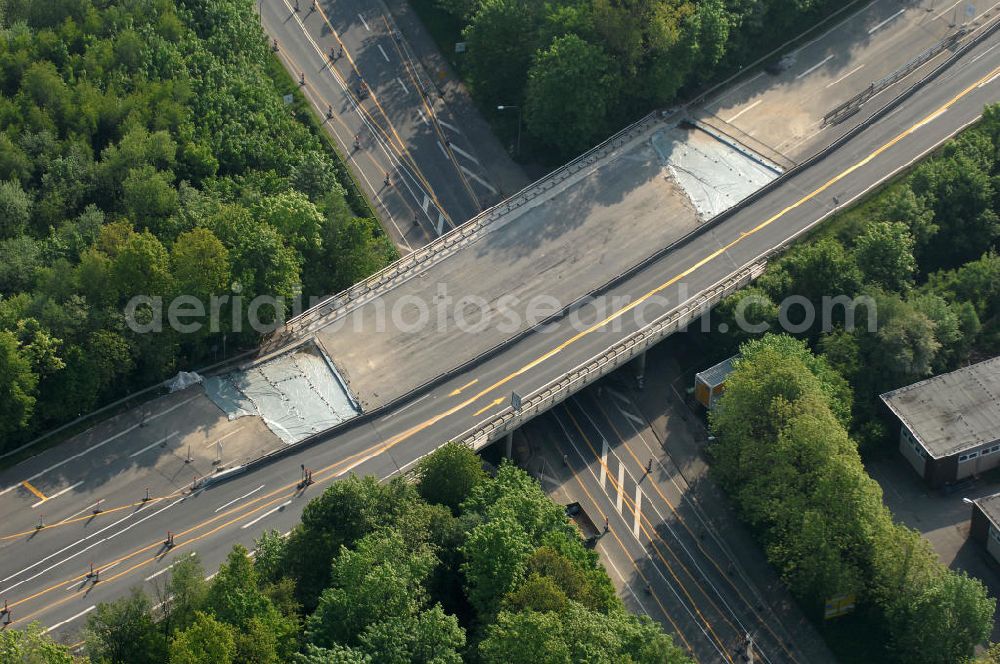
top-left (204, 344), bottom-right (359, 444)
top-left (653, 124), bottom-right (783, 219)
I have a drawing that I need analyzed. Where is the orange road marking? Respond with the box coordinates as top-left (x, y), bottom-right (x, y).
top-left (21, 481), bottom-right (46, 501)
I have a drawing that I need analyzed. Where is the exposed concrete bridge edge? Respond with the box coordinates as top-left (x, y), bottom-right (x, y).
top-left (260, 11), bottom-right (998, 358)
top-left (199, 13), bottom-right (1000, 489)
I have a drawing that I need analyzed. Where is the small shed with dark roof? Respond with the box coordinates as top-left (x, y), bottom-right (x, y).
top-left (881, 356), bottom-right (1000, 487)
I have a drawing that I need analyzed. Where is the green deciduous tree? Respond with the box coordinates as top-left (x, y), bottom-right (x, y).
top-left (525, 34), bottom-right (617, 156)
top-left (853, 221), bottom-right (916, 291)
top-left (166, 553), bottom-right (209, 633)
top-left (306, 529), bottom-right (435, 648)
top-left (0, 621), bottom-right (74, 663)
top-left (464, 0), bottom-right (540, 105)
top-left (169, 612), bottom-right (236, 664)
top-left (461, 514), bottom-right (533, 618)
top-left (284, 476), bottom-right (423, 609)
top-left (416, 441), bottom-right (486, 512)
top-left (84, 587), bottom-right (165, 664)
top-left (0, 329), bottom-right (38, 437)
top-left (357, 605), bottom-right (465, 664)
top-left (0, 179), bottom-right (32, 240)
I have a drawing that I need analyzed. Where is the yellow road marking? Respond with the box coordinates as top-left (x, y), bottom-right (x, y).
top-left (472, 397), bottom-right (504, 417)
top-left (590, 395), bottom-right (799, 660)
top-left (561, 407), bottom-right (737, 660)
top-left (312, 2), bottom-right (455, 226)
top-left (19, 62), bottom-right (1000, 631)
top-left (382, 14), bottom-right (482, 211)
top-left (563, 447), bottom-right (700, 660)
top-left (21, 481), bottom-right (46, 501)
top-left (448, 379), bottom-right (478, 397)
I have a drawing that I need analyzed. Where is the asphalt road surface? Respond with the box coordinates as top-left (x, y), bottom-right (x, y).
top-left (521, 381), bottom-right (837, 664)
top-left (260, 0), bottom-right (502, 252)
top-left (0, 16), bottom-right (997, 653)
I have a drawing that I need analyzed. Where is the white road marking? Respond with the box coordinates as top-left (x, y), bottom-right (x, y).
top-left (616, 404), bottom-right (646, 427)
top-left (599, 439), bottom-right (608, 490)
top-left (438, 118), bottom-right (461, 134)
top-left (397, 77), bottom-right (409, 94)
top-left (459, 165), bottom-right (498, 196)
top-left (436, 141), bottom-right (449, 158)
top-left (933, 0), bottom-right (963, 20)
top-left (633, 487), bottom-right (642, 538)
top-left (45, 605), bottom-right (94, 633)
top-left (278, 0), bottom-right (420, 253)
top-left (417, 108), bottom-right (429, 125)
top-left (971, 43), bottom-right (998, 64)
top-left (725, 99), bottom-right (763, 123)
top-left (128, 432), bottom-right (180, 458)
top-left (447, 142), bottom-right (480, 165)
top-left (869, 8), bottom-right (905, 33)
top-left (615, 462), bottom-right (625, 513)
top-left (64, 561), bottom-right (121, 589)
top-left (390, 391), bottom-right (432, 416)
top-left (378, 43), bottom-right (390, 62)
top-left (550, 412), bottom-right (726, 661)
top-left (144, 553), bottom-right (196, 582)
top-left (203, 427), bottom-right (244, 448)
top-left (599, 550), bottom-right (651, 616)
top-left (59, 500), bottom-right (104, 524)
top-left (978, 70), bottom-right (1000, 88)
top-left (910, 107), bottom-right (947, 131)
top-left (710, 71), bottom-right (763, 105)
top-left (825, 63), bottom-right (866, 89)
top-left (796, 54), bottom-right (834, 79)
top-left (606, 387), bottom-right (631, 405)
top-left (358, 13), bottom-right (370, 30)
top-left (31, 481), bottom-right (83, 509)
top-left (421, 194), bottom-right (431, 213)
top-left (0, 397), bottom-right (197, 496)
top-left (240, 500), bottom-right (292, 529)
top-left (214, 485), bottom-right (265, 513)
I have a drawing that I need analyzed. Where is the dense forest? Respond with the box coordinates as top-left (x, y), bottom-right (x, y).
top-left (0, 444), bottom-right (691, 663)
top-left (0, 0), bottom-right (396, 450)
top-left (710, 334), bottom-right (995, 663)
top-left (424, 0), bottom-right (844, 158)
top-left (698, 107), bottom-right (1000, 661)
top-left (704, 104), bottom-right (1000, 449)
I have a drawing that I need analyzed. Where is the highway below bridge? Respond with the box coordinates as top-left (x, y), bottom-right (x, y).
top-left (0, 5), bottom-right (998, 656)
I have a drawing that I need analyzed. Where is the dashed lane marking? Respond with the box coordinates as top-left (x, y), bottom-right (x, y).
top-left (825, 63), bottom-right (866, 89)
top-left (128, 432), bottom-right (179, 459)
top-left (45, 605), bottom-right (94, 634)
top-left (796, 54), bottom-right (834, 79)
top-left (869, 7), bottom-right (905, 33)
top-left (437, 118), bottom-right (461, 134)
top-left (0, 396), bottom-right (197, 497)
top-left (240, 500), bottom-right (292, 529)
top-left (725, 99), bottom-right (762, 123)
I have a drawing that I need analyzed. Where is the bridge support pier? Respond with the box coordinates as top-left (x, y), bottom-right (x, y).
top-left (504, 432), bottom-right (513, 459)
top-left (634, 351), bottom-right (646, 389)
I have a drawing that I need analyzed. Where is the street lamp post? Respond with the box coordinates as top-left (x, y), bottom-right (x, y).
top-left (496, 105), bottom-right (521, 156)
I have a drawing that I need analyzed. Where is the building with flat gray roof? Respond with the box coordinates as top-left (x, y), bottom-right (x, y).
top-left (971, 493), bottom-right (1000, 565)
top-left (881, 356), bottom-right (1000, 487)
